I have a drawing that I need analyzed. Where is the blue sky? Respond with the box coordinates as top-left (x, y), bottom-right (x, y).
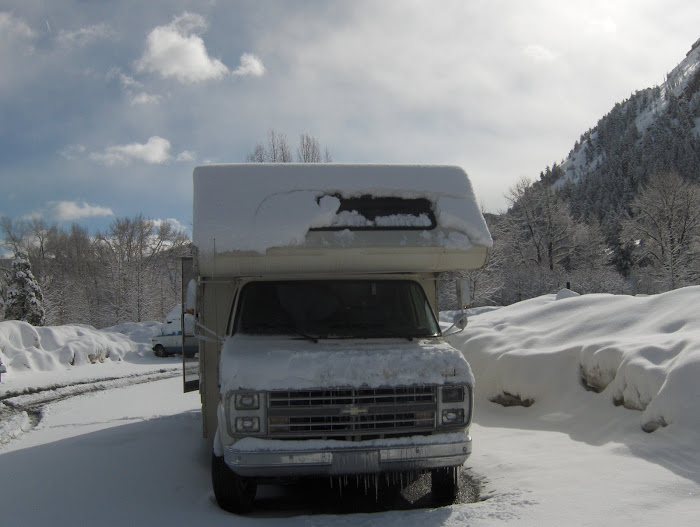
top-left (1, 0), bottom-right (699, 236)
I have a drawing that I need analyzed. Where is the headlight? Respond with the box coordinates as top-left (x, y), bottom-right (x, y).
top-left (235, 393), bottom-right (259, 410)
top-left (225, 391), bottom-right (265, 436)
top-left (442, 409), bottom-right (465, 425)
top-left (442, 386), bottom-right (464, 403)
top-left (235, 416), bottom-right (260, 433)
top-left (438, 384), bottom-right (471, 428)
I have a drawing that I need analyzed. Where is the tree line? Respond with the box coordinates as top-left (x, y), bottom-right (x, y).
top-left (0, 215), bottom-right (189, 328)
top-left (453, 170), bottom-right (700, 308)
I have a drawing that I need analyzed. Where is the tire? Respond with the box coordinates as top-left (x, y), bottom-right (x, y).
top-left (431, 466), bottom-right (459, 504)
top-left (211, 453), bottom-right (257, 514)
top-left (153, 345), bottom-right (167, 358)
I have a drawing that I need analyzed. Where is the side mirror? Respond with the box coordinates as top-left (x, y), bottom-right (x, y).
top-left (453, 312), bottom-right (468, 330)
top-left (443, 311), bottom-right (468, 336)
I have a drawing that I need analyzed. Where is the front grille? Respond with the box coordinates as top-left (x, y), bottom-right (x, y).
top-left (267, 386), bottom-right (437, 440)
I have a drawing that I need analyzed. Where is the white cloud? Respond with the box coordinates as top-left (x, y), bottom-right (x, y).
top-left (233, 53), bottom-right (265, 77)
top-left (57, 23), bottom-right (116, 48)
top-left (50, 201), bottom-right (114, 221)
top-left (107, 68), bottom-right (142, 89)
top-left (0, 11), bottom-right (34, 42)
top-left (135, 12), bottom-right (229, 83)
top-left (153, 217), bottom-right (189, 233)
top-left (90, 136), bottom-right (172, 166)
top-left (523, 44), bottom-right (557, 63)
top-left (129, 92), bottom-right (162, 105)
top-left (58, 144), bottom-right (87, 160)
top-left (175, 150), bottom-right (196, 162)
top-left (585, 16), bottom-right (617, 36)
top-left (106, 68), bottom-right (162, 105)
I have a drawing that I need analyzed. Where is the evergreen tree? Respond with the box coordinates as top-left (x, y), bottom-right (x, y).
top-left (4, 258), bottom-right (46, 326)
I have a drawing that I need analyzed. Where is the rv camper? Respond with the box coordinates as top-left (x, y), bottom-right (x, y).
top-left (189, 164), bottom-right (492, 512)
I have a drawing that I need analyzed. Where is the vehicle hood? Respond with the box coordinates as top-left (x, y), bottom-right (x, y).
top-left (219, 334), bottom-right (474, 393)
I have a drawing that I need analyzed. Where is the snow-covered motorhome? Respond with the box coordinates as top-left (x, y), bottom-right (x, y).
top-left (190, 164), bottom-right (492, 512)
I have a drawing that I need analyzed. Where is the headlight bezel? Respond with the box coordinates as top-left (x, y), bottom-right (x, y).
top-left (225, 390), bottom-right (266, 437)
top-left (438, 384), bottom-right (472, 429)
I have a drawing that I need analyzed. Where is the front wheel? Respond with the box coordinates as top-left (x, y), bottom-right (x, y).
top-left (153, 345), bottom-right (167, 357)
top-left (211, 453), bottom-right (257, 514)
top-left (431, 466), bottom-right (460, 504)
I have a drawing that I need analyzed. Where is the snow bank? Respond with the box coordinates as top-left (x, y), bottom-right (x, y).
top-left (192, 164), bottom-right (492, 255)
top-left (447, 286), bottom-right (700, 433)
top-left (0, 320), bottom-right (161, 375)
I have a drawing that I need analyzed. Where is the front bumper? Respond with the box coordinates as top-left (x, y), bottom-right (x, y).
top-left (223, 434), bottom-right (471, 478)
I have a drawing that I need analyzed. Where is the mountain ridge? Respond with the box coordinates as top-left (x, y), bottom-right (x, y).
top-left (546, 38), bottom-right (700, 235)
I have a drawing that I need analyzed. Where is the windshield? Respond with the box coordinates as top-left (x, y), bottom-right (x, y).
top-left (235, 280), bottom-right (440, 339)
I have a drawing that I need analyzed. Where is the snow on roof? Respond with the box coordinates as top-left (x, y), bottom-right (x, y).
top-left (192, 164), bottom-right (492, 256)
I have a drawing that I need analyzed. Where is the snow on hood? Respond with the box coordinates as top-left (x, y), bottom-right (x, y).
top-left (447, 285), bottom-right (700, 433)
top-left (193, 164), bottom-right (492, 255)
top-left (219, 334), bottom-right (474, 393)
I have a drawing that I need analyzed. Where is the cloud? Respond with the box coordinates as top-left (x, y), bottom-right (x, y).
top-left (135, 12), bottom-right (229, 83)
top-left (89, 136), bottom-right (172, 166)
top-left (58, 144), bottom-right (87, 160)
top-left (233, 53), bottom-right (265, 77)
top-left (129, 92), bottom-right (162, 105)
top-left (106, 68), bottom-right (162, 105)
top-left (153, 217), bottom-right (189, 234)
top-left (0, 11), bottom-right (34, 42)
top-left (57, 23), bottom-right (116, 48)
top-left (108, 68), bottom-right (142, 89)
top-left (50, 201), bottom-right (114, 221)
top-left (175, 150), bottom-right (196, 162)
top-left (584, 16), bottom-right (617, 36)
top-left (523, 44), bottom-right (557, 63)
top-left (25, 201), bottom-right (115, 222)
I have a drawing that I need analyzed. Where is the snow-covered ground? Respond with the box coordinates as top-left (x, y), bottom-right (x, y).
top-left (1, 287), bottom-right (699, 525)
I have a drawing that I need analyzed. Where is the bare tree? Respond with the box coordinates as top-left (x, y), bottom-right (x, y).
top-left (0, 216), bottom-right (29, 257)
top-left (504, 178), bottom-right (576, 272)
top-left (493, 178), bottom-right (620, 303)
top-left (246, 129), bottom-right (331, 163)
top-left (296, 133), bottom-right (321, 162)
top-left (621, 171), bottom-right (700, 290)
top-left (96, 215), bottom-right (189, 323)
top-left (245, 129), bottom-right (293, 162)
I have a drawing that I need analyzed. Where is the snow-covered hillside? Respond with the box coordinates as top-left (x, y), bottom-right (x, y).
top-left (559, 37), bottom-right (700, 189)
top-left (1, 287), bottom-right (699, 524)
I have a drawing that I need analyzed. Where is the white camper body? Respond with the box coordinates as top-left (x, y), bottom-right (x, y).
top-left (191, 164), bottom-right (491, 512)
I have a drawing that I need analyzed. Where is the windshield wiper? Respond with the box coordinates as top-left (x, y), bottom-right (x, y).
top-left (291, 329), bottom-right (319, 343)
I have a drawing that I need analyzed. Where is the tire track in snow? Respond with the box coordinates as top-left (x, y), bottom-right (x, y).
top-left (0, 368), bottom-right (180, 445)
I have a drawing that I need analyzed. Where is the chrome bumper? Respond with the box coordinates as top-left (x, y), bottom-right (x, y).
top-left (223, 435), bottom-right (471, 478)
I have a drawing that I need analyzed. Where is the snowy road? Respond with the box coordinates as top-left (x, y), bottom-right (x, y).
top-left (2, 374), bottom-right (698, 526)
